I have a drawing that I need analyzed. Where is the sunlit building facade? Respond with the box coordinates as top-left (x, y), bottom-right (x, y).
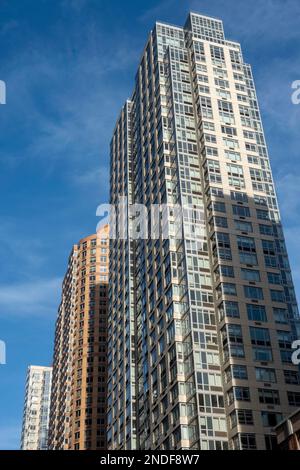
top-left (108, 12), bottom-right (300, 450)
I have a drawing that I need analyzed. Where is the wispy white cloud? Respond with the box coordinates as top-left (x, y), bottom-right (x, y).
top-left (255, 56), bottom-right (300, 130)
top-left (0, 277), bottom-right (62, 317)
top-left (0, 18), bottom-right (139, 178)
top-left (283, 226), bottom-right (300, 302)
top-left (276, 174), bottom-right (300, 221)
top-left (70, 166), bottom-right (108, 188)
top-left (0, 219), bottom-right (47, 278)
top-left (273, 172), bottom-right (300, 301)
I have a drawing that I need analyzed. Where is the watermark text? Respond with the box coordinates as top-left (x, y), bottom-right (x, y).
top-left (0, 80), bottom-right (6, 104)
top-left (0, 340), bottom-right (6, 365)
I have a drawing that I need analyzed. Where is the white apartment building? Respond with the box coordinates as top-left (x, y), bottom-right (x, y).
top-left (21, 365), bottom-right (52, 450)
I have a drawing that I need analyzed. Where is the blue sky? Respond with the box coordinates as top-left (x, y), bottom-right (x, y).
top-left (0, 0), bottom-right (300, 450)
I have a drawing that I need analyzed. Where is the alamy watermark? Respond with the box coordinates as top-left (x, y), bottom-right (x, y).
top-left (292, 340), bottom-right (300, 365)
top-left (96, 199), bottom-right (300, 368)
top-left (291, 80), bottom-right (300, 104)
top-left (0, 79), bottom-right (6, 365)
top-left (96, 197), bottom-right (206, 250)
top-left (0, 340), bottom-right (6, 365)
top-left (0, 80), bottom-right (6, 105)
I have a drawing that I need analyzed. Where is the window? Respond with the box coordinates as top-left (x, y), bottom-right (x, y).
top-left (206, 159), bottom-right (221, 183)
top-left (234, 220), bottom-right (253, 232)
top-left (261, 411), bottom-right (282, 427)
top-left (218, 99), bottom-right (233, 114)
top-left (225, 364), bottom-right (248, 383)
top-left (239, 252), bottom-right (258, 265)
top-left (226, 163), bottom-right (244, 178)
top-left (278, 330), bottom-right (292, 363)
top-left (217, 88), bottom-right (231, 100)
top-left (257, 209), bottom-right (270, 221)
top-left (209, 186), bottom-right (224, 198)
top-left (243, 130), bottom-right (255, 140)
top-left (246, 142), bottom-right (257, 152)
top-left (241, 269), bottom-right (260, 282)
top-left (225, 344), bottom-right (245, 360)
top-left (211, 201), bottom-right (226, 213)
top-left (219, 301), bottom-right (240, 319)
top-left (226, 151), bottom-right (241, 162)
top-left (222, 125), bottom-right (237, 136)
top-left (258, 388), bottom-right (280, 405)
top-left (203, 121), bottom-right (215, 132)
top-left (199, 393), bottom-right (224, 411)
top-left (225, 324), bottom-right (243, 344)
top-left (250, 327), bottom-right (271, 347)
top-left (230, 409), bottom-right (253, 428)
top-left (270, 289), bottom-right (285, 303)
top-left (219, 265), bottom-right (234, 278)
top-left (287, 391), bottom-right (300, 407)
top-left (254, 194), bottom-right (267, 206)
top-left (230, 191), bottom-right (248, 202)
top-left (227, 387), bottom-right (250, 405)
top-left (267, 272), bottom-right (281, 285)
top-left (215, 78), bottom-right (229, 88)
top-left (210, 45), bottom-right (225, 61)
top-left (233, 433), bottom-right (257, 450)
top-left (277, 330), bottom-right (292, 349)
top-left (199, 96), bottom-right (213, 118)
top-left (247, 304), bottom-right (267, 322)
top-left (214, 232), bottom-right (232, 261)
top-left (247, 154), bottom-right (259, 165)
top-left (244, 286), bottom-right (264, 300)
top-left (280, 350), bottom-right (292, 363)
top-left (227, 164), bottom-right (245, 187)
top-left (255, 367), bottom-right (276, 383)
top-left (215, 232), bottom-right (230, 248)
top-left (253, 347), bottom-right (273, 362)
top-left (259, 224), bottom-right (273, 236)
top-left (213, 417), bottom-right (227, 433)
top-left (214, 216), bottom-right (228, 228)
top-left (203, 134), bottom-right (216, 145)
top-left (284, 370), bottom-right (300, 385)
top-left (262, 240), bottom-right (277, 267)
top-left (233, 205), bottom-right (250, 217)
top-left (232, 364), bottom-right (248, 380)
top-left (230, 49), bottom-right (242, 64)
top-left (273, 308), bottom-right (288, 324)
top-left (222, 283), bottom-right (237, 296)
top-left (237, 235), bottom-right (256, 252)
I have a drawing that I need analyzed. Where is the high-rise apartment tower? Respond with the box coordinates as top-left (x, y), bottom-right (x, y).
top-left (21, 365), bottom-right (52, 450)
top-left (48, 226), bottom-right (109, 450)
top-left (108, 12), bottom-right (300, 450)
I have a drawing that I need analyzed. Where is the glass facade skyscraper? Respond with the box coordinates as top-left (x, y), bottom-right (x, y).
top-left (108, 12), bottom-right (300, 450)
